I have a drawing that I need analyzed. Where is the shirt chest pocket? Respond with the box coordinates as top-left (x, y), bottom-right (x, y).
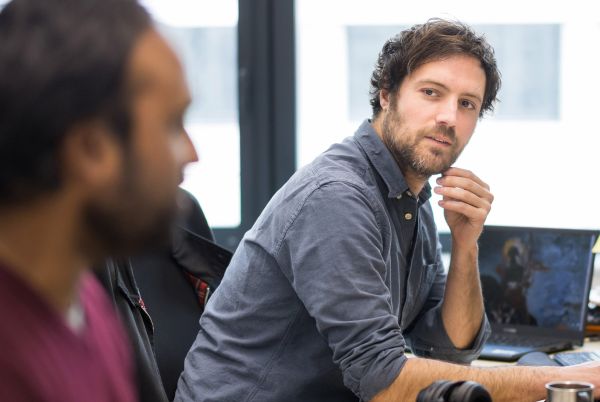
top-left (400, 262), bottom-right (440, 329)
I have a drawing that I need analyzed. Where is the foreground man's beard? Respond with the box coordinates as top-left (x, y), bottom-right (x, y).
top-left (83, 161), bottom-right (178, 260)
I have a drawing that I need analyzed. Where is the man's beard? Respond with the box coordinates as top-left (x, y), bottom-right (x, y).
top-left (381, 107), bottom-right (462, 179)
top-left (83, 155), bottom-right (178, 260)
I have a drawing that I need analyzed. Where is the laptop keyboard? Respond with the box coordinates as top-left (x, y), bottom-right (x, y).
top-left (553, 351), bottom-right (600, 366)
top-left (488, 333), bottom-right (560, 348)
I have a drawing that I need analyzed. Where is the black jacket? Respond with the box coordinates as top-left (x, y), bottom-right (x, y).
top-left (96, 192), bottom-right (232, 402)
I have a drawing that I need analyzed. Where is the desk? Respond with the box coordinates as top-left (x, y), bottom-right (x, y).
top-left (404, 340), bottom-right (600, 401)
top-left (473, 340), bottom-right (600, 401)
top-left (472, 337), bottom-right (600, 367)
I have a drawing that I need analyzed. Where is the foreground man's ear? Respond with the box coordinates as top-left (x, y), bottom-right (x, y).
top-left (60, 121), bottom-right (124, 188)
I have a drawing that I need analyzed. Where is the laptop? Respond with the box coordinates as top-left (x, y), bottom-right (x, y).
top-left (477, 225), bottom-right (598, 362)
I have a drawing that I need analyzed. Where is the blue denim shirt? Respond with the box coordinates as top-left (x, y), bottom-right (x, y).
top-left (175, 120), bottom-right (490, 402)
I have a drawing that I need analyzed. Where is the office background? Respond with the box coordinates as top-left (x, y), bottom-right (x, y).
top-left (138, 0), bottom-right (600, 252)
top-left (2, 0), bottom-right (598, 252)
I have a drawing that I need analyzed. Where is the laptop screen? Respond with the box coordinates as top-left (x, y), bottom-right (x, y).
top-left (478, 226), bottom-right (597, 332)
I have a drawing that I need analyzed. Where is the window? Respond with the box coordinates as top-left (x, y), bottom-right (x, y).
top-left (143, 0), bottom-right (240, 228)
top-left (347, 24), bottom-right (560, 121)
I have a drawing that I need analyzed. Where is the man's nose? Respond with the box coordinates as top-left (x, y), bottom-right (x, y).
top-left (180, 130), bottom-right (199, 166)
top-left (435, 99), bottom-right (458, 128)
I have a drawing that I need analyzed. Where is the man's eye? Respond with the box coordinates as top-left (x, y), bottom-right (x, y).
top-left (423, 89), bottom-right (435, 96)
top-left (461, 99), bottom-right (475, 109)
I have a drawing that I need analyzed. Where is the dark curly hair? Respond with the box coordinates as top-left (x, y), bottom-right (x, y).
top-left (0, 0), bottom-right (151, 205)
top-left (369, 18), bottom-right (501, 118)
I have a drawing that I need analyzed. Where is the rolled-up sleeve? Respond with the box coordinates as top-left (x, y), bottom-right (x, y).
top-left (404, 239), bottom-right (491, 364)
top-left (273, 180), bottom-right (406, 401)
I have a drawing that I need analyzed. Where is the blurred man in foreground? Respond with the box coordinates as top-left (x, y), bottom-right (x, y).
top-left (0, 0), bottom-right (197, 400)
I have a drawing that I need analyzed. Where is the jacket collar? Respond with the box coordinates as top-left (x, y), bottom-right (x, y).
top-left (171, 226), bottom-right (232, 282)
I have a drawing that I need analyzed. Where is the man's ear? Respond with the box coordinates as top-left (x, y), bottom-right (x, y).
top-left (60, 121), bottom-right (123, 188)
top-left (379, 89), bottom-right (391, 112)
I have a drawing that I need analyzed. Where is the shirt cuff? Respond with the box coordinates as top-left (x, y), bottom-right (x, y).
top-left (408, 308), bottom-right (491, 364)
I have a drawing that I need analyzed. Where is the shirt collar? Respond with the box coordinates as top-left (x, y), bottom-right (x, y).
top-left (354, 119), bottom-right (432, 202)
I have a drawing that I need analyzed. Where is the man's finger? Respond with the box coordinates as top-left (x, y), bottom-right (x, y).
top-left (441, 167), bottom-right (490, 190)
top-left (436, 176), bottom-right (494, 203)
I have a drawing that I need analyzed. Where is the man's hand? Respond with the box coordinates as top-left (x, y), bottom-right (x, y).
top-left (434, 167), bottom-right (494, 247)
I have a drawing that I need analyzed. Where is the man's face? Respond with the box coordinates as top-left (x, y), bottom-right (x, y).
top-left (85, 28), bottom-right (198, 256)
top-left (379, 55), bottom-right (486, 178)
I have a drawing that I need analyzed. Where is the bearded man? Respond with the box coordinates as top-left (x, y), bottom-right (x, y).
top-left (0, 0), bottom-right (197, 400)
top-left (176, 19), bottom-right (600, 402)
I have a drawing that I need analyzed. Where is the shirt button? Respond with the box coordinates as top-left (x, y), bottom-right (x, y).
top-left (396, 194), bottom-right (402, 200)
top-left (406, 190), bottom-right (413, 197)
top-left (404, 213), bottom-right (413, 220)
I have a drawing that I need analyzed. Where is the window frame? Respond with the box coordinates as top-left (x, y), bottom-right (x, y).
top-left (213, 0), bottom-right (296, 250)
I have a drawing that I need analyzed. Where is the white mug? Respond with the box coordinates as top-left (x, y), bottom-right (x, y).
top-left (546, 381), bottom-right (594, 402)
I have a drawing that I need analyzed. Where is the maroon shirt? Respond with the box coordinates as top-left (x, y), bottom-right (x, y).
top-left (0, 265), bottom-right (137, 402)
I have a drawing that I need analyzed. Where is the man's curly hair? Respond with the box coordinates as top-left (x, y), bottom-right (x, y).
top-left (369, 18), bottom-right (501, 118)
